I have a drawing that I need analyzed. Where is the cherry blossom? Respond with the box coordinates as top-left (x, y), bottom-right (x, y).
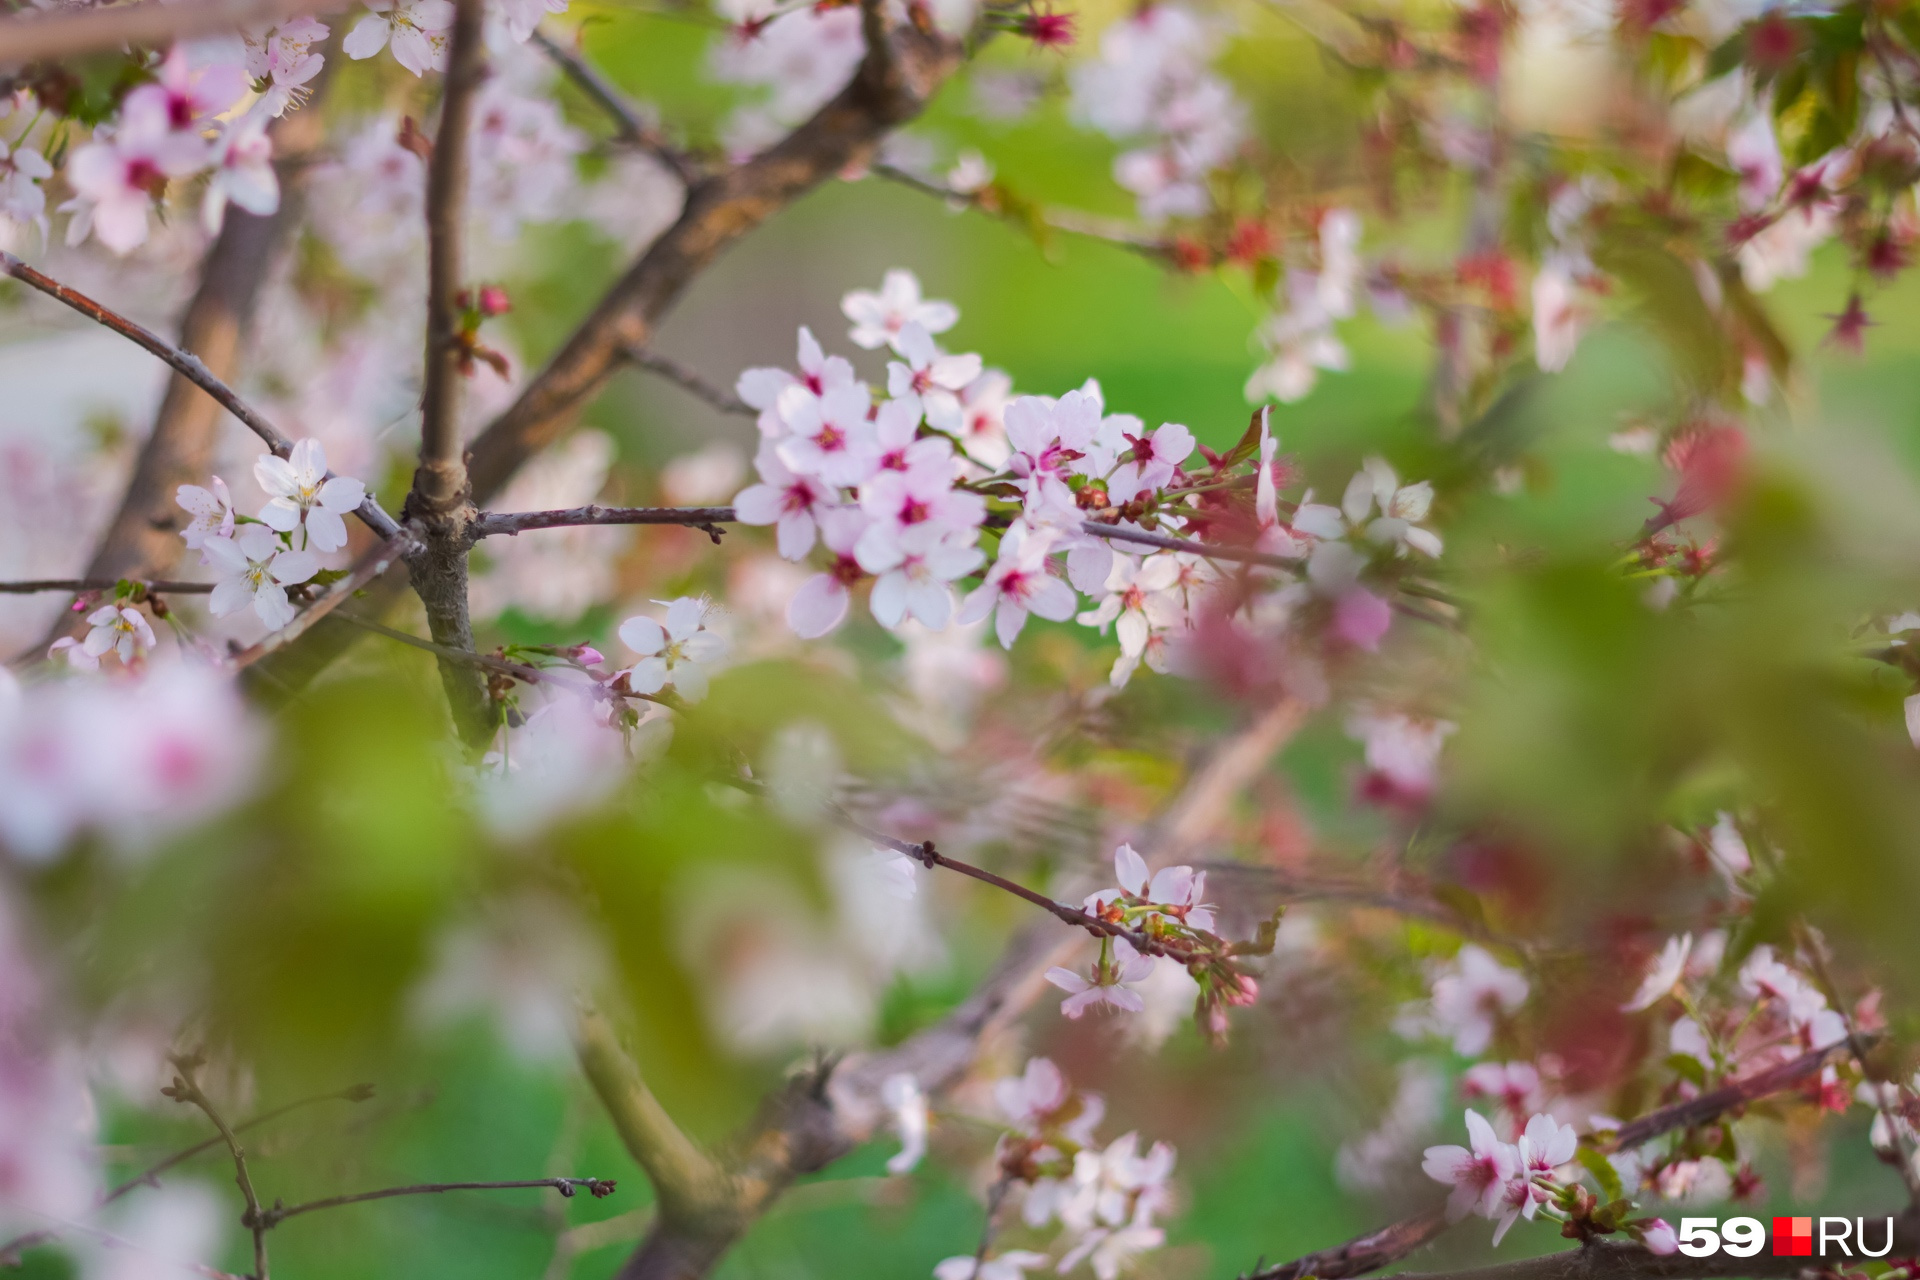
top-left (776, 382), bottom-right (881, 487)
top-left (343, 0), bottom-right (456, 76)
top-left (205, 526), bottom-right (321, 631)
top-left (1086, 843), bottom-right (1216, 933)
top-left (1640, 1220), bottom-right (1679, 1255)
top-left (865, 535), bottom-right (981, 631)
top-left (1103, 423), bottom-right (1195, 504)
top-left (738, 327), bottom-right (860, 438)
top-left (1400, 944), bottom-right (1529, 1056)
top-left (203, 107), bottom-right (280, 235)
top-left (1058, 1221), bottom-right (1166, 1280)
top-left (709, 5), bottom-right (863, 156)
top-left (1077, 555), bottom-right (1184, 687)
top-left (62, 120), bottom-right (207, 255)
top-left (1046, 936), bottom-right (1156, 1018)
top-left (933, 1253), bottom-right (1051, 1280)
top-left (956, 369), bottom-right (1014, 468)
top-left (996, 1057), bottom-right (1097, 1137)
top-left (1622, 935), bottom-right (1692, 1012)
top-left (886, 323), bottom-right (982, 432)
top-left (177, 478), bottom-right (236, 559)
top-left (123, 47), bottom-right (248, 133)
top-left (255, 439), bottom-right (366, 553)
top-left (788, 507), bottom-right (867, 638)
top-left (842, 269), bottom-right (959, 352)
top-left (1533, 258), bottom-right (1584, 374)
top-left (1422, 1109), bottom-right (1518, 1222)
top-left (80, 605), bottom-right (156, 666)
top-left (958, 524), bottom-right (1077, 649)
top-left (882, 1072), bottom-right (928, 1174)
top-left (1737, 945), bottom-right (1846, 1049)
top-left (1347, 709), bottom-right (1456, 806)
top-left (0, 140), bottom-right (52, 247)
top-left (1245, 280), bottom-right (1350, 405)
top-left (1296, 458), bottom-right (1442, 559)
top-left (619, 597), bottom-right (729, 702)
top-left (496, 0), bottom-right (570, 42)
top-left (735, 442), bottom-right (836, 561)
top-left (245, 17), bottom-right (330, 116)
top-left (1460, 1061), bottom-right (1543, 1124)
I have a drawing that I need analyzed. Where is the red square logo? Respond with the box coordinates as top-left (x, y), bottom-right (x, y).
top-left (1773, 1217), bottom-right (1813, 1256)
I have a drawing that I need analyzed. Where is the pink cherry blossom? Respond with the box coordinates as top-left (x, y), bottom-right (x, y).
top-left (1045, 936), bottom-right (1156, 1018)
top-left (886, 323), bottom-right (983, 432)
top-left (842, 268), bottom-right (958, 352)
top-left (957, 523), bottom-right (1077, 649)
top-left (866, 536), bottom-right (981, 630)
top-left (787, 506), bottom-right (868, 638)
top-left (956, 369), bottom-right (1013, 468)
top-left (245, 17), bottom-right (330, 116)
top-left (1640, 1219), bottom-right (1679, 1255)
top-left (63, 124), bottom-right (207, 255)
top-left (1460, 1061), bottom-right (1543, 1122)
top-left (734, 442), bottom-right (835, 560)
top-left (737, 326), bottom-right (859, 438)
top-left (123, 47), bottom-right (248, 133)
top-left (1085, 843), bottom-right (1216, 933)
top-left (1422, 1109), bottom-right (1517, 1222)
top-left (776, 382), bottom-right (880, 487)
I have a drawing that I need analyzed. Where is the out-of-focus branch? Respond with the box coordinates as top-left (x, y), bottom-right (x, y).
top-left (582, 690), bottom-right (1310, 1280)
top-left (529, 25), bottom-right (700, 184)
top-left (620, 347), bottom-right (752, 416)
top-left (0, 0), bottom-right (350, 65)
top-left (0, 252), bottom-right (399, 542)
top-left (1243, 1039), bottom-right (1863, 1280)
top-left (0, 579), bottom-right (214, 595)
top-left (165, 1063), bottom-right (269, 1280)
top-left (405, 0), bottom-right (493, 750)
top-left (871, 163), bottom-right (1174, 262)
top-left (472, 505), bottom-right (734, 539)
top-left (257, 1177), bottom-right (616, 1228)
top-left (461, 0), bottom-right (963, 505)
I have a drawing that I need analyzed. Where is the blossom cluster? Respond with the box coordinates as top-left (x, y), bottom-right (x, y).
top-left (733, 269), bottom-right (1446, 688)
top-left (928, 1058), bottom-right (1177, 1280)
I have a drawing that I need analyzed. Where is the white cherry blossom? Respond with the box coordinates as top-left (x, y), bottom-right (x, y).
top-left (81, 606), bottom-right (156, 666)
top-left (619, 597), bottom-right (729, 703)
top-left (1422, 1110), bottom-right (1518, 1222)
top-left (1622, 934), bottom-right (1692, 1012)
top-left (933, 1252), bottom-right (1051, 1280)
top-left (842, 268), bottom-right (959, 352)
top-left (881, 1072), bottom-right (928, 1174)
top-left (176, 478), bottom-right (235, 559)
top-left (204, 527), bottom-right (320, 631)
top-left (343, 0), bottom-right (455, 76)
top-left (203, 106), bottom-right (281, 235)
top-left (255, 439), bottom-right (366, 553)
top-left (1045, 936), bottom-right (1156, 1018)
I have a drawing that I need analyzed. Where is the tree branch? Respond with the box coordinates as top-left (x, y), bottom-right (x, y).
top-left (870, 163), bottom-right (1174, 263)
top-left (620, 348), bottom-right (752, 417)
top-left (1244, 1039), bottom-right (1862, 1280)
top-left (471, 505), bottom-right (735, 539)
top-left (529, 25), bottom-right (700, 185)
top-left (404, 0), bottom-right (493, 749)
top-left (165, 1063), bottom-right (270, 1280)
top-left (0, 0), bottom-right (350, 65)
top-left (0, 252), bottom-right (399, 542)
top-left (0, 579), bottom-right (213, 595)
top-left (257, 1177), bottom-right (616, 1228)
top-left (460, 0), bottom-right (963, 506)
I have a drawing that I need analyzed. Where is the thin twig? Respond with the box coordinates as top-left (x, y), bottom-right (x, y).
top-left (165, 1062), bottom-right (270, 1280)
top-left (0, 1085), bottom-right (374, 1264)
top-left (871, 163), bottom-right (1173, 262)
top-left (0, 579), bottom-right (214, 595)
top-left (619, 347), bottom-right (752, 417)
top-left (472, 504), bottom-right (735, 540)
top-left (0, 252), bottom-right (400, 541)
top-left (529, 25), bottom-right (699, 183)
top-left (1079, 520), bottom-right (1297, 570)
top-left (258, 1178), bottom-right (616, 1228)
top-left (332, 613), bottom-right (552, 685)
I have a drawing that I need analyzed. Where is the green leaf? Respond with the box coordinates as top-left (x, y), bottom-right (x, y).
top-left (1665, 1051), bottom-right (1708, 1086)
top-left (1576, 1146), bottom-right (1624, 1203)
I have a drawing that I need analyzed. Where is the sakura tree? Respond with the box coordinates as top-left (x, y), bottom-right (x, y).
top-left (0, 0), bottom-right (1919, 1277)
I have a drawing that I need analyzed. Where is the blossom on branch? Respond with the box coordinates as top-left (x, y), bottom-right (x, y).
top-left (204, 526), bottom-right (321, 631)
top-left (619, 597), bottom-right (729, 702)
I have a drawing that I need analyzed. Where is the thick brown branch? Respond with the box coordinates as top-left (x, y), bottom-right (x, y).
top-left (529, 26), bottom-right (699, 184)
top-left (402, 0), bottom-right (493, 749)
top-left (461, 0), bottom-right (962, 506)
top-left (257, 1177), bottom-right (615, 1228)
top-left (0, 0), bottom-right (349, 65)
top-left (1245, 1040), bottom-right (1861, 1280)
top-left (0, 252), bottom-right (399, 542)
top-left (413, 0), bottom-right (485, 518)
